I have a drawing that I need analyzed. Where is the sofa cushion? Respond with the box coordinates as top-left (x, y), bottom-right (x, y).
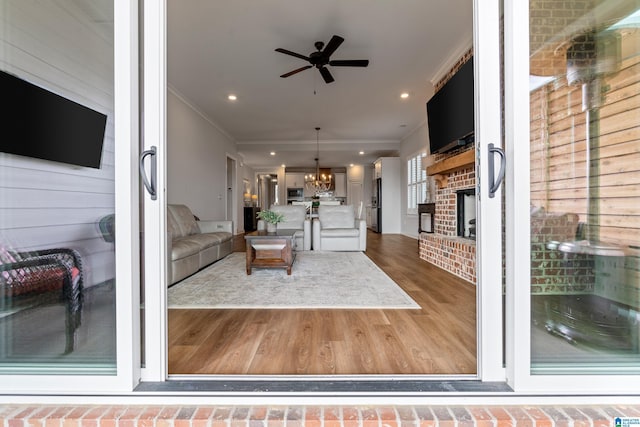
top-left (170, 238), bottom-right (202, 261)
top-left (167, 209), bottom-right (181, 240)
top-left (183, 233), bottom-right (223, 248)
top-left (320, 228), bottom-right (360, 238)
top-left (171, 231), bottom-right (233, 262)
top-left (167, 204), bottom-right (200, 238)
top-left (318, 205), bottom-right (355, 229)
top-left (270, 205), bottom-right (306, 230)
top-left (212, 231), bottom-right (233, 242)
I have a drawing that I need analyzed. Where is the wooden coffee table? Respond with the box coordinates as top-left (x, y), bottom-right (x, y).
top-left (244, 229), bottom-right (296, 275)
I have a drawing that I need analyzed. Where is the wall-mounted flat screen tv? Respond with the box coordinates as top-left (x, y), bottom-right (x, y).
top-left (0, 70), bottom-right (107, 169)
top-left (426, 57), bottom-right (474, 154)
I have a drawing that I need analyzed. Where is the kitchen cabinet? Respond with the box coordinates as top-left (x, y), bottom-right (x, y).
top-left (285, 173), bottom-right (305, 189)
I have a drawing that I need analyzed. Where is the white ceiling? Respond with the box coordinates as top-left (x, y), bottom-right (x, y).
top-left (167, 1), bottom-right (473, 169)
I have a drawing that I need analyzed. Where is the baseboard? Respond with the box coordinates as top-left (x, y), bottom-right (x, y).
top-left (401, 232), bottom-right (419, 240)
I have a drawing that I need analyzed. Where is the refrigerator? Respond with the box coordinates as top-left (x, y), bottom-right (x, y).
top-left (372, 177), bottom-right (382, 233)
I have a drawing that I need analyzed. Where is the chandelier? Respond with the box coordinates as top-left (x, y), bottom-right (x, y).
top-left (305, 127), bottom-right (332, 194)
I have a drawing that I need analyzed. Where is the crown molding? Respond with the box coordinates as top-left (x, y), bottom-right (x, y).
top-left (429, 35), bottom-right (474, 86)
top-left (167, 84), bottom-right (235, 142)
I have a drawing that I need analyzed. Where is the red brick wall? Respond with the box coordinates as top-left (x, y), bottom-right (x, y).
top-left (434, 165), bottom-right (475, 236)
top-left (2, 404), bottom-right (639, 427)
top-left (420, 232), bottom-right (476, 284)
top-left (530, 212), bottom-right (594, 294)
top-left (419, 161), bottom-right (477, 284)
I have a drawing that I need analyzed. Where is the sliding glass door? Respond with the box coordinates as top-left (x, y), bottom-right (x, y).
top-left (505, 0), bottom-right (640, 391)
top-left (0, 0), bottom-right (141, 391)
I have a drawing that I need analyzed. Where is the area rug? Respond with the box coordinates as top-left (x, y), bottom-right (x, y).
top-left (167, 251), bottom-right (420, 309)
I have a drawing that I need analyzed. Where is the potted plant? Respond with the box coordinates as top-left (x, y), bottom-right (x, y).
top-left (257, 210), bottom-right (285, 232)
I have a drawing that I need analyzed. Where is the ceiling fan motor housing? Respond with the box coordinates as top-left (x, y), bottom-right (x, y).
top-left (309, 50), bottom-right (328, 67)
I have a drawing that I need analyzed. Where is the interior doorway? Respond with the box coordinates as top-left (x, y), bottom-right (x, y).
top-left (226, 156), bottom-right (236, 228)
top-left (257, 173), bottom-right (278, 209)
top-left (163, 2), bottom-right (481, 379)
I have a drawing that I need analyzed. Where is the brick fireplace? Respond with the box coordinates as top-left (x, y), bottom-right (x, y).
top-left (419, 146), bottom-right (477, 284)
top-left (419, 49), bottom-right (477, 284)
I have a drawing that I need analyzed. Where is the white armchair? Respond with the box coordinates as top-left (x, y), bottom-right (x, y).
top-left (257, 204), bottom-right (311, 250)
top-left (312, 205), bottom-right (367, 251)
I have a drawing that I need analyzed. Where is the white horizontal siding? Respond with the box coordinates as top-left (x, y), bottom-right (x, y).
top-left (0, 188), bottom-right (113, 208)
top-left (0, 0), bottom-right (115, 287)
top-left (0, 162), bottom-right (114, 191)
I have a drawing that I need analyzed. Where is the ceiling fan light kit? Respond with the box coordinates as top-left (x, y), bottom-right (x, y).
top-left (275, 35), bottom-right (369, 83)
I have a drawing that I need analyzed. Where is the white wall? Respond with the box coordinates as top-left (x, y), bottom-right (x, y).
top-left (167, 89), bottom-right (241, 226)
top-left (400, 123), bottom-right (429, 238)
top-left (0, 0), bottom-right (115, 287)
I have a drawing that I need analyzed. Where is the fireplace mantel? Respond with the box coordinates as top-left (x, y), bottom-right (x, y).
top-left (426, 150), bottom-right (475, 188)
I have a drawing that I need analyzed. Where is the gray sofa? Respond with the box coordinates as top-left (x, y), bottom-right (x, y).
top-left (167, 204), bottom-right (233, 285)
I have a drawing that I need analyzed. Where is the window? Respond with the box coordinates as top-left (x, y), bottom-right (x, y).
top-left (407, 151), bottom-right (427, 214)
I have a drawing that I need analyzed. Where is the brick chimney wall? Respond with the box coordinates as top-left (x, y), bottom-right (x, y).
top-left (420, 50), bottom-right (477, 285)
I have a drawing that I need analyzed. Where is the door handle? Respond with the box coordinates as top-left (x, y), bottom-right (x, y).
top-left (488, 143), bottom-right (505, 198)
top-left (139, 146), bottom-right (157, 200)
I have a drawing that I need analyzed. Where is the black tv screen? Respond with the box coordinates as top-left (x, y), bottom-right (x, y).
top-left (0, 70), bottom-right (107, 169)
top-left (426, 58), bottom-right (474, 154)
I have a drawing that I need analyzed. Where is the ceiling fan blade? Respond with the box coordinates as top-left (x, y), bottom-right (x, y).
top-left (329, 59), bottom-right (369, 67)
top-left (275, 48), bottom-right (310, 61)
top-left (280, 65), bottom-right (312, 78)
top-left (322, 35), bottom-right (344, 57)
top-left (319, 67), bottom-right (335, 83)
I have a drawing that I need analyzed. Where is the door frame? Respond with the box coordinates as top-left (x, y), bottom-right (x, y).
top-left (473, 0), bottom-right (505, 381)
top-left (140, 0), bottom-right (168, 382)
top-left (226, 154), bottom-right (238, 233)
top-left (140, 0), bottom-right (503, 386)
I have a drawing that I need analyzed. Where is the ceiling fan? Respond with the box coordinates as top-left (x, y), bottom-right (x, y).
top-left (275, 35), bottom-right (369, 83)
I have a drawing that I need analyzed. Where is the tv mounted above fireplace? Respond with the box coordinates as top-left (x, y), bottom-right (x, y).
top-left (0, 70), bottom-right (107, 169)
top-left (426, 57), bottom-right (475, 154)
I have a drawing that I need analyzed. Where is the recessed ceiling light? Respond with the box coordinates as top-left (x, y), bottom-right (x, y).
top-left (400, 92), bottom-right (409, 99)
top-left (349, 163), bottom-right (355, 167)
top-left (270, 151), bottom-right (276, 156)
top-left (281, 164), bottom-right (286, 168)
top-left (359, 151), bottom-right (365, 155)
top-left (228, 94), bottom-right (237, 101)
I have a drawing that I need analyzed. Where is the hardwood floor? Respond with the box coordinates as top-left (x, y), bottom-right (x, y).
top-left (168, 231), bottom-right (477, 375)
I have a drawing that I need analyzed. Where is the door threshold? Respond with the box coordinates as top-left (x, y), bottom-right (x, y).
top-left (135, 377), bottom-right (512, 393)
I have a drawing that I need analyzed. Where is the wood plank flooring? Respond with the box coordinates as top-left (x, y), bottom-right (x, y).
top-left (168, 231), bottom-right (477, 375)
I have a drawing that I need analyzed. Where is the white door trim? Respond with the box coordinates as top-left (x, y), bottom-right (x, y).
top-left (473, 0), bottom-right (505, 381)
top-left (140, 0), bottom-right (168, 382)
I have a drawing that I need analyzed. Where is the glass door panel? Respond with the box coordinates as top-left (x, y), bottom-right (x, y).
top-left (528, 0), bottom-right (640, 373)
top-left (0, 0), bottom-right (116, 374)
